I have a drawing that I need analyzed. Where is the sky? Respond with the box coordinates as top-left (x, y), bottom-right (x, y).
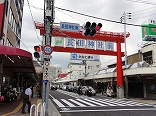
top-left (20, 0), bottom-right (156, 69)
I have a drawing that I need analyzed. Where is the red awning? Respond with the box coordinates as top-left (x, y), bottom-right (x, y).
top-left (0, 45), bottom-right (36, 73)
top-left (58, 74), bottom-right (68, 78)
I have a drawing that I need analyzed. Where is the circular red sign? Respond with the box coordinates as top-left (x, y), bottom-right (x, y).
top-left (43, 45), bottom-right (52, 55)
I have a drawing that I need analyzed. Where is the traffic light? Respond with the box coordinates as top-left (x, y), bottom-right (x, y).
top-left (90, 22), bottom-right (97, 36)
top-left (83, 22), bottom-right (91, 36)
top-left (34, 46), bottom-right (41, 59)
top-left (82, 22), bottom-right (102, 36)
top-left (96, 23), bottom-right (102, 31)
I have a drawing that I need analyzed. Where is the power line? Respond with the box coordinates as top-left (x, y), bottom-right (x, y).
top-left (55, 7), bottom-right (141, 27)
top-left (24, 4), bottom-right (152, 28)
top-left (127, 0), bottom-right (156, 6)
top-left (56, 9), bottom-right (84, 23)
top-left (26, 0), bottom-right (42, 43)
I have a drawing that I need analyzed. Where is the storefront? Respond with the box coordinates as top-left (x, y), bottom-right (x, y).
top-left (142, 76), bottom-right (156, 99)
top-left (0, 45), bottom-right (36, 101)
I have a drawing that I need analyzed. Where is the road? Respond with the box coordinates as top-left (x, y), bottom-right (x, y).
top-left (49, 89), bottom-right (156, 116)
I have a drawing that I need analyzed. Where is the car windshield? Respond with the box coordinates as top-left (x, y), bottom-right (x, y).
top-left (88, 86), bottom-right (94, 90)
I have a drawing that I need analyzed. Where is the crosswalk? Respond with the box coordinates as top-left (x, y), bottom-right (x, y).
top-left (57, 89), bottom-right (88, 99)
top-left (52, 97), bottom-right (153, 108)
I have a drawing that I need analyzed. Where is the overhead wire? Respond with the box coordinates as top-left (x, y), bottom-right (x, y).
top-left (127, 0), bottom-right (156, 6)
top-left (24, 4), bottom-right (154, 28)
top-left (56, 8), bottom-right (84, 23)
top-left (23, 4), bottom-right (133, 69)
top-left (26, 0), bottom-right (42, 43)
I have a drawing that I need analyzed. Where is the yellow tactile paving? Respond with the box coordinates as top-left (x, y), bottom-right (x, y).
top-left (1, 102), bottom-right (23, 116)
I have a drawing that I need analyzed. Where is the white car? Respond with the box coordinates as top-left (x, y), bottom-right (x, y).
top-left (62, 85), bottom-right (67, 90)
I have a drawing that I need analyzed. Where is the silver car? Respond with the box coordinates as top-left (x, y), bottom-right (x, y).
top-left (81, 86), bottom-right (96, 96)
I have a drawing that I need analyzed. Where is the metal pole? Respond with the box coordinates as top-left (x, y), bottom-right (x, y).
top-left (42, 0), bottom-right (54, 115)
top-left (124, 12), bottom-right (128, 99)
top-left (70, 53), bottom-right (72, 79)
top-left (124, 12), bottom-right (127, 68)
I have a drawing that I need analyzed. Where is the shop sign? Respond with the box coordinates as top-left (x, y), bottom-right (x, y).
top-left (71, 53), bottom-right (100, 61)
top-left (58, 38), bottom-right (114, 51)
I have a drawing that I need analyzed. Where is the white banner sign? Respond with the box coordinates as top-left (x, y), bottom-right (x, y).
top-left (71, 53), bottom-right (100, 61)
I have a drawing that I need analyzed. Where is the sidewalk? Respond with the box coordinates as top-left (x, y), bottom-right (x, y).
top-left (0, 97), bottom-right (39, 116)
top-left (0, 97), bottom-right (61, 116)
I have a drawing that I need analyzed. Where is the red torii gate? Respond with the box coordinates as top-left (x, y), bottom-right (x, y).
top-left (34, 21), bottom-right (130, 94)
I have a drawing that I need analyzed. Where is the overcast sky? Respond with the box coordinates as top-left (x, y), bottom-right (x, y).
top-left (20, 0), bottom-right (156, 69)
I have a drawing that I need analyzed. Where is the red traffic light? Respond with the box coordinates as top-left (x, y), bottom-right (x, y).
top-left (34, 46), bottom-right (41, 52)
top-left (34, 46), bottom-right (41, 59)
top-left (96, 23), bottom-right (102, 31)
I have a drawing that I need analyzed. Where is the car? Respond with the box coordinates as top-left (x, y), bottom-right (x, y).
top-left (81, 86), bottom-right (96, 96)
top-left (66, 85), bottom-right (74, 92)
top-left (50, 85), bottom-right (58, 90)
top-left (73, 86), bottom-right (80, 93)
top-left (62, 85), bottom-right (67, 90)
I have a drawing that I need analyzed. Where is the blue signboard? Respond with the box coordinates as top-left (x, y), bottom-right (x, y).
top-left (43, 80), bottom-right (49, 83)
top-left (71, 53), bottom-right (100, 61)
top-left (60, 22), bottom-right (79, 32)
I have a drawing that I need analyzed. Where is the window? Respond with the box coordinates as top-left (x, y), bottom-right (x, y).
top-left (9, 9), bottom-right (12, 25)
top-left (6, 38), bottom-right (13, 47)
top-left (5, 0), bottom-right (8, 16)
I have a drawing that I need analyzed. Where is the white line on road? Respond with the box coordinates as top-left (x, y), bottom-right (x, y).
top-left (53, 99), bottom-right (65, 107)
top-left (60, 108), bottom-right (156, 113)
top-left (76, 99), bottom-right (96, 106)
top-left (84, 98), bottom-right (107, 106)
top-left (61, 99), bottom-right (76, 107)
top-left (69, 99), bottom-right (87, 107)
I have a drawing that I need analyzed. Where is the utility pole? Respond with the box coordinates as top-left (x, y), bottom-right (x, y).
top-left (120, 12), bottom-right (131, 99)
top-left (83, 60), bottom-right (87, 86)
top-left (43, 0), bottom-right (54, 115)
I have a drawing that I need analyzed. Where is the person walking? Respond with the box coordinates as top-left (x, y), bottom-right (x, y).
top-left (22, 84), bottom-right (32, 114)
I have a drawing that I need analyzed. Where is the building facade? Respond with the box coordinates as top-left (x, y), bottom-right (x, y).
top-left (57, 43), bottom-right (156, 99)
top-left (0, 0), bottom-right (24, 47)
top-left (0, 0), bottom-right (37, 98)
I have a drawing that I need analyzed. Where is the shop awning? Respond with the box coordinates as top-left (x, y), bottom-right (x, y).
top-left (0, 45), bottom-right (36, 73)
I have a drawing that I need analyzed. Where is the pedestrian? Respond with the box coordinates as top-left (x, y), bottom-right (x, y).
top-left (22, 84), bottom-right (32, 114)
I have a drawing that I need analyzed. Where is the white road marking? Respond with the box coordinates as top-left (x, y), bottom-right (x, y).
top-left (88, 98), bottom-right (116, 106)
top-left (61, 99), bottom-right (76, 107)
top-left (76, 99), bottom-right (96, 106)
top-left (97, 99), bottom-right (126, 106)
top-left (60, 108), bottom-right (156, 113)
top-left (84, 98), bottom-right (107, 106)
top-left (53, 99), bottom-right (65, 107)
top-left (69, 99), bottom-right (87, 107)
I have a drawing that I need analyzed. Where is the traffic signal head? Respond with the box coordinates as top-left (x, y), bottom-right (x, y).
top-left (34, 46), bottom-right (41, 59)
top-left (82, 22), bottom-right (102, 36)
top-left (34, 46), bottom-right (41, 52)
top-left (96, 23), bottom-right (102, 31)
top-left (83, 22), bottom-right (91, 36)
top-left (90, 22), bottom-right (97, 36)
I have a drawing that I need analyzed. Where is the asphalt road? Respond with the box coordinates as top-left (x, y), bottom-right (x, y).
top-left (49, 89), bottom-right (156, 116)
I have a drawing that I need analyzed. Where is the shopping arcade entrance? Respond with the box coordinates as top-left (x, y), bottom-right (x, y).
top-left (35, 21), bottom-right (130, 98)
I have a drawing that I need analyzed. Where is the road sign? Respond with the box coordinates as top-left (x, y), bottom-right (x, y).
top-left (71, 53), bottom-right (100, 61)
top-left (43, 80), bottom-right (49, 83)
top-left (43, 61), bottom-right (50, 80)
top-left (43, 54), bottom-right (52, 59)
top-left (60, 22), bottom-right (80, 32)
top-left (43, 45), bottom-right (52, 55)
